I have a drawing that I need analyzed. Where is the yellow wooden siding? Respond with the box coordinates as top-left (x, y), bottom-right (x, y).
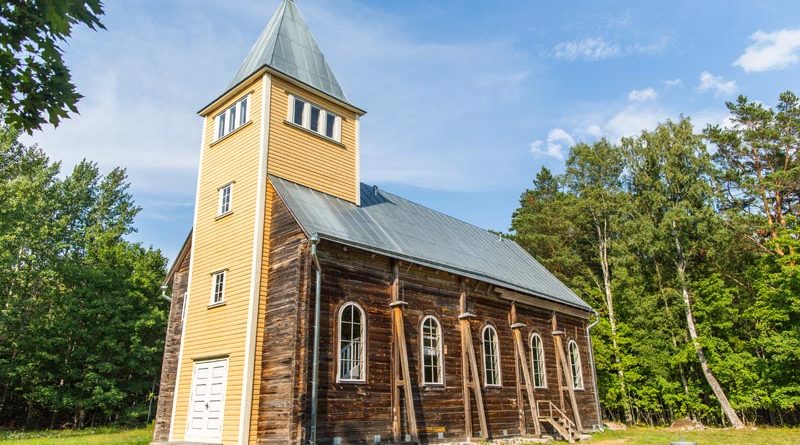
top-left (172, 75), bottom-right (264, 445)
top-left (267, 76), bottom-right (358, 203)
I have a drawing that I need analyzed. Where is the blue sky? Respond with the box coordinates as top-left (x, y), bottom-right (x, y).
top-left (26, 0), bottom-right (800, 261)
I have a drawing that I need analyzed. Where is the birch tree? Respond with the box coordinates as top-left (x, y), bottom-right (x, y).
top-left (626, 118), bottom-right (744, 428)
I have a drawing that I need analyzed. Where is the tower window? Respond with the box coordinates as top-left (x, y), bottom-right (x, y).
top-left (210, 270), bottom-right (226, 305)
top-left (214, 95), bottom-right (250, 140)
top-left (218, 183), bottom-right (233, 216)
top-left (288, 94), bottom-right (341, 142)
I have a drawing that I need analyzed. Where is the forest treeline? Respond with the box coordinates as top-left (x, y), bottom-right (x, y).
top-left (0, 122), bottom-right (168, 428)
top-left (511, 91), bottom-right (800, 427)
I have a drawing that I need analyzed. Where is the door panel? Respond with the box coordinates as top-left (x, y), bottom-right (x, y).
top-left (186, 359), bottom-right (227, 442)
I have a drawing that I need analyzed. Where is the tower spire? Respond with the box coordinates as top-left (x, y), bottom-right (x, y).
top-left (229, 0), bottom-right (349, 104)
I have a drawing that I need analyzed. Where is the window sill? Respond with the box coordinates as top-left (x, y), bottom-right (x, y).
top-left (283, 120), bottom-right (345, 148)
top-left (336, 379), bottom-right (367, 385)
top-left (207, 302), bottom-right (226, 309)
top-left (422, 384), bottom-right (446, 391)
top-left (215, 211), bottom-right (234, 221)
top-left (209, 120), bottom-right (253, 147)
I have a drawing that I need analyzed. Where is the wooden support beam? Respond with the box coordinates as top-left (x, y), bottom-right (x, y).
top-left (510, 303), bottom-right (542, 436)
top-left (511, 308), bottom-right (526, 436)
top-left (552, 313), bottom-right (565, 411)
top-left (390, 261), bottom-right (418, 443)
top-left (459, 279), bottom-right (488, 441)
top-left (552, 313), bottom-right (583, 432)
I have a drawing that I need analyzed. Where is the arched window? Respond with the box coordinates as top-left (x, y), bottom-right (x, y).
top-left (568, 340), bottom-right (583, 390)
top-left (482, 325), bottom-right (501, 386)
top-left (530, 333), bottom-right (547, 388)
top-left (420, 316), bottom-right (443, 385)
top-left (337, 302), bottom-right (366, 382)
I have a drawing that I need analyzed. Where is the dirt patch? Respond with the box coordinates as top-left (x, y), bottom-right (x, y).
top-left (668, 417), bottom-right (704, 431)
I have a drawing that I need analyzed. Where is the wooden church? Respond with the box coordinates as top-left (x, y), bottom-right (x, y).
top-left (151, 1), bottom-right (601, 444)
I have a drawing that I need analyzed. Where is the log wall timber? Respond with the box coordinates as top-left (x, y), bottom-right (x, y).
top-left (256, 189), bottom-right (309, 444)
top-left (257, 192), bottom-right (600, 444)
top-left (152, 243), bottom-right (191, 443)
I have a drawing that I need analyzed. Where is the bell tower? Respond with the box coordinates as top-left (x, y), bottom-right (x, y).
top-left (167, 1), bottom-right (365, 443)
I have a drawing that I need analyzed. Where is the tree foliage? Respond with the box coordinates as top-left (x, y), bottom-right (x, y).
top-left (511, 91), bottom-right (800, 426)
top-left (0, 1), bottom-right (105, 133)
top-left (0, 120), bottom-right (167, 428)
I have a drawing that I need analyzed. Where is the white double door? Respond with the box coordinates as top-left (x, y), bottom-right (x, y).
top-left (187, 358), bottom-right (228, 442)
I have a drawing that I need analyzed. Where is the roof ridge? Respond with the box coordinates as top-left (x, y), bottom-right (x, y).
top-left (375, 187), bottom-right (511, 242)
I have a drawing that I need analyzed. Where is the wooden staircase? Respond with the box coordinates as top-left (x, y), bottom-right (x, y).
top-left (537, 401), bottom-right (578, 443)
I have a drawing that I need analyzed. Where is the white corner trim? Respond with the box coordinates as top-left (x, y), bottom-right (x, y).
top-left (238, 72), bottom-right (272, 444)
top-left (168, 116), bottom-right (208, 442)
top-left (355, 116), bottom-right (360, 206)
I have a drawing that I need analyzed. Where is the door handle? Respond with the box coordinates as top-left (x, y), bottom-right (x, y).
top-left (205, 403), bottom-right (209, 410)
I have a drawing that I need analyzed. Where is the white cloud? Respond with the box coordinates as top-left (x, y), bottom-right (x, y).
top-left (585, 124), bottom-right (603, 138)
top-left (735, 28), bottom-right (800, 72)
top-left (627, 87), bottom-right (657, 102)
top-left (661, 78), bottom-right (682, 88)
top-left (553, 37), bottom-right (621, 61)
top-left (697, 71), bottom-right (737, 96)
top-left (530, 128), bottom-right (575, 160)
top-left (605, 105), bottom-right (668, 141)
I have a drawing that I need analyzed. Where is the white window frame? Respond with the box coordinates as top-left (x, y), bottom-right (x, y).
top-left (214, 94), bottom-right (250, 141)
top-left (420, 315), bottom-right (444, 386)
top-left (530, 333), bottom-right (547, 388)
top-left (210, 270), bottom-right (226, 306)
top-left (568, 340), bottom-right (584, 390)
top-left (337, 301), bottom-right (366, 383)
top-left (217, 182), bottom-right (233, 216)
top-left (481, 324), bottom-right (502, 387)
top-left (287, 93), bottom-right (342, 142)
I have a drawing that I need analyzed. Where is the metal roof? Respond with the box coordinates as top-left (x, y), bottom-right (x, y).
top-left (270, 175), bottom-right (592, 311)
top-left (228, 0), bottom-right (349, 105)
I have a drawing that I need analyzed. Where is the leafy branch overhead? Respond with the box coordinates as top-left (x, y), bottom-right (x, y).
top-left (0, 0), bottom-right (105, 133)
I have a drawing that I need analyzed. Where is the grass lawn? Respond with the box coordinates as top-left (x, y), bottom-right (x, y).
top-left (0, 428), bottom-right (150, 445)
top-left (586, 426), bottom-right (800, 445)
top-left (1, 427), bottom-right (799, 444)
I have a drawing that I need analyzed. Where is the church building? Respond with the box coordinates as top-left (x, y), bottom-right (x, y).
top-left (151, 1), bottom-right (600, 444)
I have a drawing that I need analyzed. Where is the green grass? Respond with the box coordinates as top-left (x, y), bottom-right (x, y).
top-left (0, 427), bottom-right (150, 445)
top-left (586, 426), bottom-right (800, 445)
top-left (1, 426), bottom-right (799, 445)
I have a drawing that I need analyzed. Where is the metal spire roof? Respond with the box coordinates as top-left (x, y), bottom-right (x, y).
top-left (270, 175), bottom-right (592, 312)
top-left (228, 0), bottom-right (350, 105)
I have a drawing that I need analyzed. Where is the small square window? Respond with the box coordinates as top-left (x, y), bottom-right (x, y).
top-left (217, 114), bottom-right (226, 139)
top-left (309, 106), bottom-right (321, 132)
top-left (211, 271), bottom-right (226, 304)
top-left (239, 99), bottom-right (248, 125)
top-left (325, 113), bottom-right (336, 139)
top-left (228, 107), bottom-right (237, 132)
top-left (218, 183), bottom-right (232, 216)
top-left (293, 98), bottom-right (306, 126)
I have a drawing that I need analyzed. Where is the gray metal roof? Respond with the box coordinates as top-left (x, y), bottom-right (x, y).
top-left (270, 175), bottom-right (591, 311)
top-left (229, 0), bottom-right (349, 105)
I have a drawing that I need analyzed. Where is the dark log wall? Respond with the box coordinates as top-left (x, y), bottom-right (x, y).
top-left (152, 245), bottom-right (191, 443)
top-left (257, 193), bottom-right (600, 444)
top-left (256, 189), bottom-right (310, 444)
